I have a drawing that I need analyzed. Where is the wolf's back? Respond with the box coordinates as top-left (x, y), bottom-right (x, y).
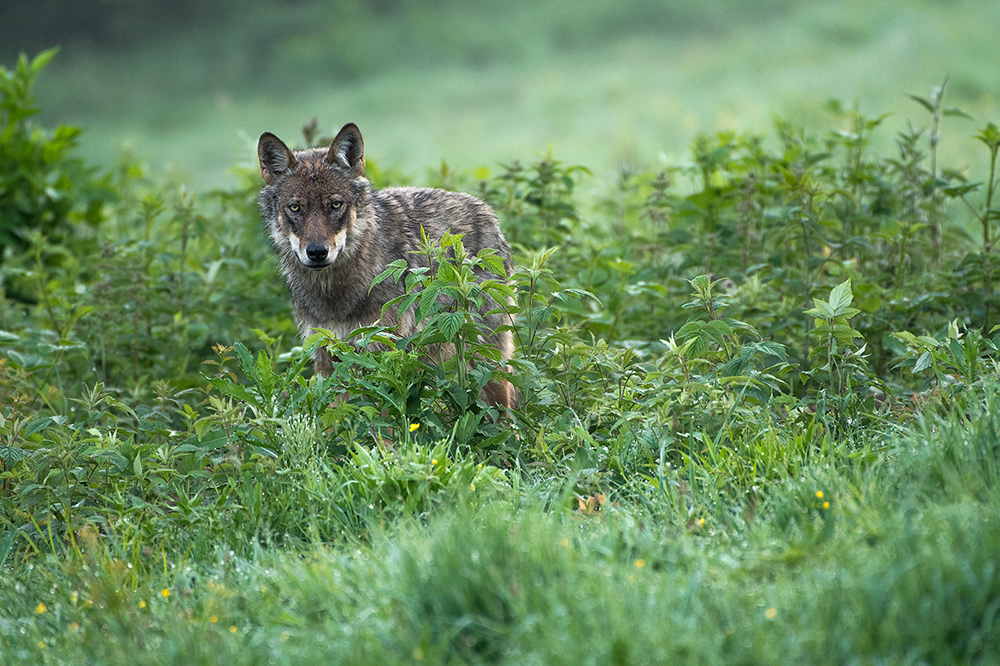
top-left (371, 186), bottom-right (513, 272)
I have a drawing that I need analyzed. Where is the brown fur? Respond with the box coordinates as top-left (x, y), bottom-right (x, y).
top-left (257, 123), bottom-right (516, 409)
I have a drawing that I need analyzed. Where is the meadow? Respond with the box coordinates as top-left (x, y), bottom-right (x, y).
top-left (13, 0), bottom-right (1000, 188)
top-left (3, 3), bottom-right (1000, 662)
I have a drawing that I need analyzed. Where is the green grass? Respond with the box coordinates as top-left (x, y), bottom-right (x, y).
top-left (5, 7), bottom-right (1000, 662)
top-left (5, 399), bottom-right (1000, 664)
top-left (28, 0), bottom-right (1000, 189)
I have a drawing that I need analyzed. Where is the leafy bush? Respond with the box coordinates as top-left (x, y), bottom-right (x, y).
top-left (0, 48), bottom-right (110, 274)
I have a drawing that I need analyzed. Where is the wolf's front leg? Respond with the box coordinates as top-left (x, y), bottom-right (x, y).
top-left (313, 344), bottom-right (335, 377)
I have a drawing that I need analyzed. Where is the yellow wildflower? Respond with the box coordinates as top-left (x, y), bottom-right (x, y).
top-left (139, 600), bottom-right (147, 609)
top-left (823, 501), bottom-right (830, 509)
top-left (815, 490), bottom-right (824, 499)
top-left (634, 558), bottom-right (646, 568)
top-left (765, 607), bottom-right (778, 619)
top-left (230, 625), bottom-right (238, 634)
top-left (161, 588), bottom-right (170, 599)
top-left (209, 615), bottom-right (219, 624)
top-left (409, 423), bottom-right (420, 432)
top-left (35, 602), bottom-right (46, 614)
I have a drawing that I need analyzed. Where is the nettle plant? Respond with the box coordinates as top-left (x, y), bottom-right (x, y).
top-left (304, 230), bottom-right (519, 453)
top-left (646, 275), bottom-right (791, 445)
top-left (802, 279), bottom-right (885, 427)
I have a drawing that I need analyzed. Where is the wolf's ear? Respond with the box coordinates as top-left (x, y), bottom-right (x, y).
top-left (327, 123), bottom-right (365, 177)
top-left (258, 133), bottom-right (297, 185)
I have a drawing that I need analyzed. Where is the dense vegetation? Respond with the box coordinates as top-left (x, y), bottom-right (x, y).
top-left (3, 49), bottom-right (1000, 664)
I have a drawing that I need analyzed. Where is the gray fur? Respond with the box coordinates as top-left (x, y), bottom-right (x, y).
top-left (257, 123), bottom-right (515, 408)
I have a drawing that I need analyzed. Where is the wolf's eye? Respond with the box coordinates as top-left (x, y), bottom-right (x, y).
top-left (330, 200), bottom-right (343, 210)
top-left (288, 203), bottom-right (301, 213)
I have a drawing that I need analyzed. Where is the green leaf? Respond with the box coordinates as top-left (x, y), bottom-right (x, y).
top-left (913, 350), bottom-right (934, 373)
top-left (209, 377), bottom-right (257, 405)
top-left (24, 416), bottom-right (56, 438)
top-left (0, 446), bottom-right (26, 465)
top-left (758, 341), bottom-right (789, 360)
top-left (907, 94), bottom-right (935, 114)
top-left (828, 279), bottom-right (854, 314)
top-left (30, 47), bottom-right (60, 73)
top-left (234, 342), bottom-right (258, 383)
top-left (942, 106), bottom-right (973, 120)
top-left (371, 259), bottom-right (408, 292)
top-left (0, 529), bottom-right (17, 568)
top-left (445, 382), bottom-right (468, 410)
top-left (806, 299), bottom-right (835, 320)
top-left (947, 338), bottom-right (966, 367)
top-left (439, 312), bottom-right (464, 340)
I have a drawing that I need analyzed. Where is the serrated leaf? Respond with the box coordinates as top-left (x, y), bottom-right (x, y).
top-left (706, 319), bottom-right (734, 338)
top-left (890, 331), bottom-right (919, 345)
top-left (233, 342), bottom-right (258, 383)
top-left (371, 259), bottom-right (408, 292)
top-left (439, 312), bottom-right (464, 340)
top-left (758, 341), bottom-right (789, 360)
top-left (209, 377), bottom-right (256, 405)
top-left (806, 299), bottom-right (835, 319)
top-left (445, 382), bottom-right (468, 410)
top-left (948, 337), bottom-right (965, 364)
top-left (686, 334), bottom-right (709, 359)
top-left (675, 321), bottom-right (702, 342)
top-left (828, 279), bottom-right (854, 313)
top-left (0, 446), bottom-right (26, 465)
top-left (913, 350), bottom-right (934, 373)
top-left (480, 253), bottom-right (508, 276)
top-left (24, 416), bottom-right (55, 438)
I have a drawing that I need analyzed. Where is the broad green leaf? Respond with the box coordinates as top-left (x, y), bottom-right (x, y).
top-left (24, 416), bottom-right (56, 438)
top-left (828, 279), bottom-right (854, 314)
top-left (805, 304), bottom-right (833, 320)
top-left (913, 350), bottom-right (934, 373)
top-left (439, 312), bottom-right (465, 340)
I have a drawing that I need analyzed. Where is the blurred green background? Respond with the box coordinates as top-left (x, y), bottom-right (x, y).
top-left (3, 0), bottom-right (998, 188)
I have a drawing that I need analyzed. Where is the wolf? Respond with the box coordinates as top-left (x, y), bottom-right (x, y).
top-left (257, 122), bottom-right (516, 409)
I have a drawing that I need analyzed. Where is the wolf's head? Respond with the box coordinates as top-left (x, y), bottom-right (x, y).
top-left (257, 123), bottom-right (370, 270)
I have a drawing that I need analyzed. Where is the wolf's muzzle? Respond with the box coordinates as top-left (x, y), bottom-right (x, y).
top-left (303, 243), bottom-right (333, 268)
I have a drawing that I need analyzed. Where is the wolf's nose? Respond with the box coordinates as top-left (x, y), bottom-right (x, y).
top-left (306, 243), bottom-right (329, 263)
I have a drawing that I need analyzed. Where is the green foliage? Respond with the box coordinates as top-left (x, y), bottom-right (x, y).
top-left (0, 48), bottom-right (110, 271)
top-left (6, 52), bottom-right (1000, 664)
